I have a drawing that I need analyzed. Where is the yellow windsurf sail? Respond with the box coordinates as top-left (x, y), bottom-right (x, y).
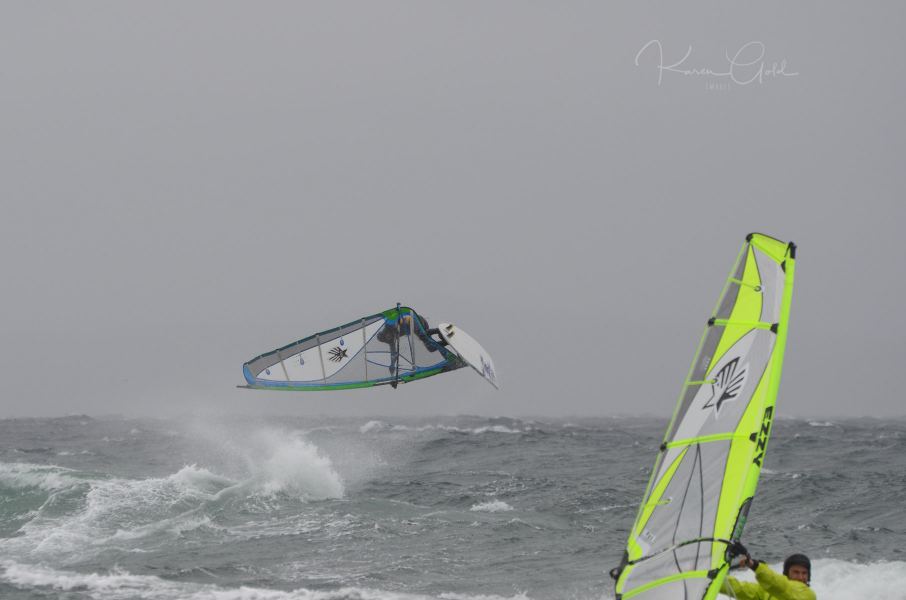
top-left (611, 233), bottom-right (797, 600)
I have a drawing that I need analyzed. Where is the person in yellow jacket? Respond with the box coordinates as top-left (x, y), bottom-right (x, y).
top-left (722, 553), bottom-right (815, 600)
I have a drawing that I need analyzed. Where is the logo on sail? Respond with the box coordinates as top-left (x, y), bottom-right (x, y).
top-left (702, 356), bottom-right (748, 416)
top-left (328, 346), bottom-right (349, 362)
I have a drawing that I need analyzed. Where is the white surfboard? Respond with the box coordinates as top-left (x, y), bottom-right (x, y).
top-left (437, 322), bottom-right (499, 389)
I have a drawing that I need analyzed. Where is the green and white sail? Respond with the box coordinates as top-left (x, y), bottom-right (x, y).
top-left (242, 306), bottom-right (463, 391)
top-left (612, 233), bottom-right (797, 600)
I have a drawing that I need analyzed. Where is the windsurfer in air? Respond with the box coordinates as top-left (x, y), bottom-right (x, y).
top-left (722, 545), bottom-right (815, 600)
top-left (376, 311), bottom-right (441, 388)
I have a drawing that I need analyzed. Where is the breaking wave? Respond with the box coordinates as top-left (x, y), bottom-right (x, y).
top-left (0, 462), bottom-right (82, 492)
top-left (0, 430), bottom-right (344, 562)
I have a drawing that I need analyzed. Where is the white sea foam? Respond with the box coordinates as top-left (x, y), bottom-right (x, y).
top-left (470, 500), bottom-right (514, 513)
top-left (808, 421), bottom-right (836, 427)
top-left (6, 437), bottom-right (345, 560)
top-left (811, 559), bottom-right (906, 600)
top-left (8, 464), bottom-right (232, 558)
top-left (0, 462), bottom-right (81, 492)
top-left (0, 560), bottom-right (182, 599)
top-left (0, 560), bottom-right (535, 600)
top-left (109, 512), bottom-right (217, 542)
top-left (724, 559), bottom-right (906, 600)
top-left (170, 464), bottom-right (235, 492)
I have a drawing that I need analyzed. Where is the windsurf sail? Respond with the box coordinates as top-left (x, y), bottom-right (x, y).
top-left (241, 305), bottom-right (488, 391)
top-left (611, 233), bottom-right (797, 600)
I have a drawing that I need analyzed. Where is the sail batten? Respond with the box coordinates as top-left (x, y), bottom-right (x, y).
top-left (664, 433), bottom-right (750, 449)
top-left (613, 234), bottom-right (796, 600)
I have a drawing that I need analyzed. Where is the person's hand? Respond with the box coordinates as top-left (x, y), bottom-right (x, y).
top-left (728, 541), bottom-right (749, 558)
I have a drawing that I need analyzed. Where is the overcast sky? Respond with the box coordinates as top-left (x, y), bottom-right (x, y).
top-left (1, 2), bottom-right (903, 419)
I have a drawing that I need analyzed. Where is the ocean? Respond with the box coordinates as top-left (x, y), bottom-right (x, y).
top-left (1, 415), bottom-right (904, 599)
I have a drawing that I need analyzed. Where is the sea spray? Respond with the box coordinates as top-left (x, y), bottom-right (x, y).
top-left (181, 419), bottom-right (346, 499)
top-left (254, 432), bottom-right (344, 499)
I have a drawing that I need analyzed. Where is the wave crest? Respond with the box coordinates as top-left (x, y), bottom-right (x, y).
top-left (0, 462), bottom-right (81, 492)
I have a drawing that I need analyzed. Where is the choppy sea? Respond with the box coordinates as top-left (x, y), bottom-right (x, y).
top-left (1, 415), bottom-right (904, 600)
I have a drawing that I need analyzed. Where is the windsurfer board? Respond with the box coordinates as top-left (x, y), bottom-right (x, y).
top-left (437, 322), bottom-right (499, 389)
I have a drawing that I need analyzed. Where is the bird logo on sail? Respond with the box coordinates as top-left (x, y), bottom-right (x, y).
top-left (702, 356), bottom-right (748, 417)
top-left (328, 346), bottom-right (349, 363)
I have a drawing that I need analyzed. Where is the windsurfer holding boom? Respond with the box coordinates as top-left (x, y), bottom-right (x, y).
top-left (376, 311), bottom-right (440, 388)
top-left (722, 542), bottom-right (815, 600)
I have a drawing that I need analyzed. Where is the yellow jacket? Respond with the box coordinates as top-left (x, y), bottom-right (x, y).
top-left (721, 562), bottom-right (816, 600)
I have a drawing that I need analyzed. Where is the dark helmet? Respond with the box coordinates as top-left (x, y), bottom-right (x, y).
top-left (783, 554), bottom-right (811, 580)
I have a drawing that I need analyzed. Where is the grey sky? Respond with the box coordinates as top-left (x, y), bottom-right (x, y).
top-left (1, 3), bottom-right (903, 418)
